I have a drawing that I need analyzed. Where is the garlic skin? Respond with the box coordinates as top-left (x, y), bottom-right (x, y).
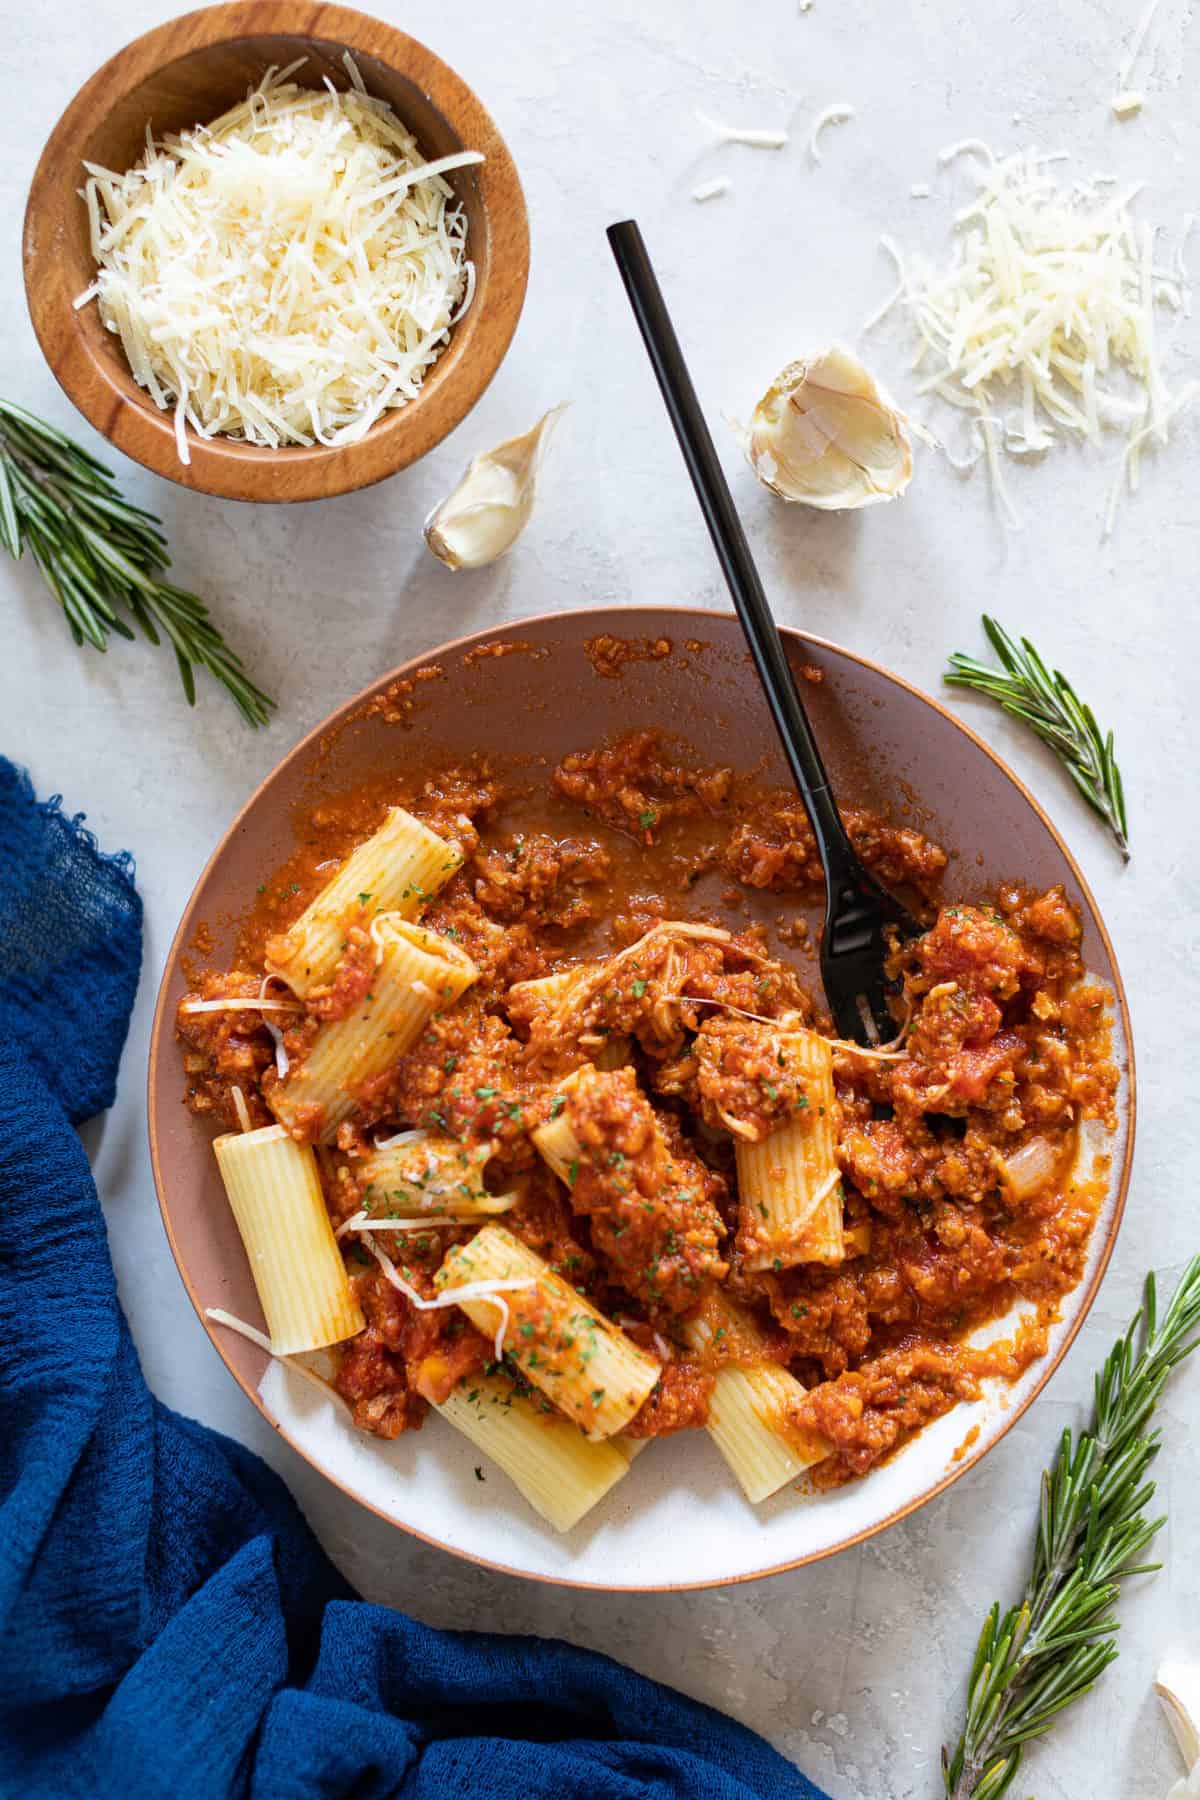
top-left (425, 405), bottom-right (565, 571)
top-left (745, 346), bottom-right (914, 510)
top-left (1159, 1662), bottom-right (1200, 1796)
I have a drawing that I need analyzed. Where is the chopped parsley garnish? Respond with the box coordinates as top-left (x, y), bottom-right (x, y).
top-left (631, 978), bottom-right (647, 998)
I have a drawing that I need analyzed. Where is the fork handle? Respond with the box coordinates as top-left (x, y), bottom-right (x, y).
top-left (606, 220), bottom-right (858, 881)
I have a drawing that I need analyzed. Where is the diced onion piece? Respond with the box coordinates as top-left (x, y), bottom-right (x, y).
top-left (1001, 1136), bottom-right (1056, 1200)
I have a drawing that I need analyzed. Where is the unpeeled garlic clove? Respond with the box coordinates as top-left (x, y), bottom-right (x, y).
top-left (424, 406), bottom-right (566, 571)
top-left (744, 345), bottom-right (914, 510)
top-left (1159, 1662), bottom-right (1200, 1780)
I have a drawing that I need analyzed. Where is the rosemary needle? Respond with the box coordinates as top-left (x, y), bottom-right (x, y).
top-left (943, 1257), bottom-right (1200, 1800)
top-left (945, 616), bottom-right (1128, 861)
top-left (0, 399), bottom-right (274, 726)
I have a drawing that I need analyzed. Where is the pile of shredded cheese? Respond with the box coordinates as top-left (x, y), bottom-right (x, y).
top-left (868, 143), bottom-right (1195, 532)
top-left (75, 58), bottom-right (483, 462)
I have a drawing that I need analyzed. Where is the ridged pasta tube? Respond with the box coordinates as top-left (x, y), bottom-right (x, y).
top-left (355, 1131), bottom-right (515, 1219)
top-left (213, 1124), bottom-right (365, 1353)
top-left (681, 1294), bottom-right (830, 1502)
top-left (434, 1224), bottom-right (661, 1440)
top-left (265, 808), bottom-right (463, 997)
top-left (435, 1372), bottom-right (633, 1531)
top-left (268, 921), bottom-right (478, 1141)
top-left (736, 1028), bottom-right (844, 1269)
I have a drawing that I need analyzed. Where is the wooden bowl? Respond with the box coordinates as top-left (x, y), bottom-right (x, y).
top-left (147, 607), bottom-right (1135, 1589)
top-left (23, 2), bottom-right (529, 502)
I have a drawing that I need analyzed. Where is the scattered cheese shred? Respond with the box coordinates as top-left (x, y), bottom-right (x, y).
top-left (696, 110), bottom-right (788, 149)
top-left (692, 177), bottom-right (732, 203)
top-left (366, 1236), bottom-right (536, 1360)
top-left (205, 1309), bottom-right (339, 1399)
top-left (808, 104), bottom-right (855, 164)
top-left (1117, 0), bottom-right (1161, 91)
top-left (1111, 89), bottom-right (1145, 118)
top-left (868, 144), bottom-right (1194, 529)
top-left (229, 1085), bottom-right (253, 1134)
top-left (76, 60), bottom-right (483, 461)
top-left (178, 997), bottom-right (302, 1015)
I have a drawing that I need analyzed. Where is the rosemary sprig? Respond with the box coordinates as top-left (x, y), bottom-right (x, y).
top-left (945, 616), bottom-right (1128, 861)
top-left (943, 1257), bottom-right (1200, 1800)
top-left (0, 399), bottom-right (274, 725)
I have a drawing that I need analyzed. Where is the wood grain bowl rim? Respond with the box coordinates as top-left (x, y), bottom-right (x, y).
top-left (23, 1), bottom-right (530, 502)
top-left (147, 605), bottom-right (1136, 1590)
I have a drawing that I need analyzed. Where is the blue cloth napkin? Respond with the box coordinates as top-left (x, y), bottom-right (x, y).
top-left (0, 757), bottom-right (829, 1800)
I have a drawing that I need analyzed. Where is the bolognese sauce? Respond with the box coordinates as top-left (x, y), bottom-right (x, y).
top-left (178, 730), bottom-right (1117, 1491)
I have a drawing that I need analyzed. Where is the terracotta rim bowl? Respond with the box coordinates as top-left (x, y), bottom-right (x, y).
top-left (23, 2), bottom-right (530, 502)
top-left (148, 606), bottom-right (1134, 1590)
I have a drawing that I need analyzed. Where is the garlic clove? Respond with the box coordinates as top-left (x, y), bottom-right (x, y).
top-left (1158, 1663), bottom-right (1200, 1774)
top-left (424, 405), bottom-right (566, 571)
top-left (744, 345), bottom-right (914, 510)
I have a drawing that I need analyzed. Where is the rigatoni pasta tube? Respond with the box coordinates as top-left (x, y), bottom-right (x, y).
top-left (356, 1132), bottom-right (515, 1219)
top-left (265, 808), bottom-right (463, 997)
top-left (268, 922), bottom-right (478, 1141)
top-left (681, 1295), bottom-right (830, 1503)
top-left (529, 1065), bottom-right (589, 1183)
top-left (213, 1124), bottom-right (364, 1354)
top-left (434, 1373), bottom-right (632, 1531)
top-left (434, 1224), bottom-right (661, 1441)
top-left (507, 963), bottom-right (595, 1021)
top-left (736, 1029), bottom-right (843, 1270)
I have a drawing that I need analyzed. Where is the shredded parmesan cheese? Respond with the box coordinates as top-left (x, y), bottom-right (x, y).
top-left (207, 1307), bottom-right (273, 1352)
top-left (365, 1237), bottom-right (535, 1360)
top-left (373, 1127), bottom-right (431, 1150)
top-left (696, 111), bottom-right (788, 149)
top-left (1111, 89), bottom-right (1145, 119)
top-left (178, 997), bottom-right (301, 1015)
top-left (229, 1085), bottom-right (252, 1133)
top-left (76, 59), bottom-right (483, 461)
top-left (337, 1210), bottom-right (458, 1236)
top-left (692, 177), bottom-right (732, 203)
top-left (1116, 0), bottom-right (1161, 92)
top-left (868, 144), bottom-right (1194, 529)
top-left (808, 104), bottom-right (855, 164)
top-left (206, 1309), bottom-right (338, 1399)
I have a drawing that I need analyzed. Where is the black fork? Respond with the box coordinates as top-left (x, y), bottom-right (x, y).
top-left (607, 219), bottom-right (919, 1044)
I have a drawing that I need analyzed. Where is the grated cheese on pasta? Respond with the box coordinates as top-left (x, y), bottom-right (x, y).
top-left (868, 144), bottom-right (1194, 530)
top-left (75, 58), bottom-right (483, 462)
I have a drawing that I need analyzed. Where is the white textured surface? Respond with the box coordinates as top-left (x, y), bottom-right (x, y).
top-left (4, 2), bottom-right (1199, 1795)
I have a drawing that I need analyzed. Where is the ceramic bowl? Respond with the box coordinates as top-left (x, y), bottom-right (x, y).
top-left (147, 606), bottom-right (1134, 1589)
top-left (23, 2), bottom-right (529, 502)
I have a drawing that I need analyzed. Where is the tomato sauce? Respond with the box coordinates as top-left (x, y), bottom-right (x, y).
top-left (178, 729), bottom-right (1118, 1487)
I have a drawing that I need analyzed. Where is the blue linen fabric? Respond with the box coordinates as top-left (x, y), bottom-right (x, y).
top-left (0, 757), bottom-right (829, 1800)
